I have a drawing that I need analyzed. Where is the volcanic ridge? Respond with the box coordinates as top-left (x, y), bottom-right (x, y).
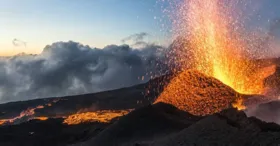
top-left (0, 65), bottom-right (280, 146)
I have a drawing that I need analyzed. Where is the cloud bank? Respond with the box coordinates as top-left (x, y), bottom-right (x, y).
top-left (0, 41), bottom-right (168, 103)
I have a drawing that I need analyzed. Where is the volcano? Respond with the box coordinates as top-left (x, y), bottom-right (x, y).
top-left (0, 63), bottom-right (280, 146)
top-left (155, 70), bottom-right (241, 116)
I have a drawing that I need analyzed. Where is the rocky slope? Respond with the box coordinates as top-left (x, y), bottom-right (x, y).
top-left (77, 103), bottom-right (280, 146)
top-left (1, 66), bottom-right (280, 146)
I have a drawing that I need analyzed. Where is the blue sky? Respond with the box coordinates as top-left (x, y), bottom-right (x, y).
top-left (0, 0), bottom-right (280, 56)
top-left (0, 0), bottom-right (171, 56)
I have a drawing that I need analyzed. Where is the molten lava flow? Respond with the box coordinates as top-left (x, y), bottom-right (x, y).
top-left (9, 105), bottom-right (45, 122)
top-left (232, 98), bottom-right (246, 111)
top-left (0, 99), bottom-right (60, 125)
top-left (155, 0), bottom-right (276, 115)
top-left (63, 110), bottom-right (130, 125)
top-left (0, 120), bottom-right (5, 125)
top-left (33, 117), bottom-right (49, 121)
top-left (0, 105), bottom-right (45, 125)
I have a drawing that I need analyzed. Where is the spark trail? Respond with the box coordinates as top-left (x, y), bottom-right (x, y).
top-left (156, 0), bottom-right (276, 115)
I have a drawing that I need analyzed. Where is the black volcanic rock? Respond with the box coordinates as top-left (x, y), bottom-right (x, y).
top-left (75, 103), bottom-right (280, 146)
top-left (0, 118), bottom-right (110, 146)
top-left (1, 102), bottom-right (280, 146)
top-left (79, 103), bottom-right (201, 146)
top-left (148, 108), bottom-right (280, 146)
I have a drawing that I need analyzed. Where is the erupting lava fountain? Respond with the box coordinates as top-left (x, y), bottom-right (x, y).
top-left (155, 0), bottom-right (276, 116)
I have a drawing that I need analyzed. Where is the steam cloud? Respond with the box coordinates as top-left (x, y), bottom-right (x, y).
top-left (0, 40), bottom-right (168, 103)
top-left (246, 100), bottom-right (280, 125)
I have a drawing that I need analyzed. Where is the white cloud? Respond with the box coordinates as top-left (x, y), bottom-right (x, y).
top-left (0, 41), bottom-right (168, 103)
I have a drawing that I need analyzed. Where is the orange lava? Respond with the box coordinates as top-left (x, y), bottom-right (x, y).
top-left (155, 70), bottom-right (241, 116)
top-left (0, 97), bottom-right (131, 126)
top-left (0, 99), bottom-right (60, 125)
top-left (156, 0), bottom-right (276, 115)
top-left (33, 117), bottom-right (49, 121)
top-left (232, 98), bottom-right (246, 111)
top-left (0, 120), bottom-right (6, 125)
top-left (63, 110), bottom-right (131, 125)
top-left (172, 0), bottom-right (275, 94)
top-left (6, 105), bottom-right (46, 123)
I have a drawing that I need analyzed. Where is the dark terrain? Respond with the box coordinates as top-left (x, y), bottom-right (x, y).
top-left (1, 101), bottom-right (280, 146)
top-left (0, 59), bottom-right (280, 146)
top-left (0, 74), bottom-right (170, 120)
top-left (80, 103), bottom-right (280, 146)
top-left (0, 75), bottom-right (170, 146)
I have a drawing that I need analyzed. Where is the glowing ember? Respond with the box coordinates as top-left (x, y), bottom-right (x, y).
top-left (33, 117), bottom-right (49, 121)
top-left (155, 70), bottom-right (241, 116)
top-left (232, 98), bottom-right (246, 111)
top-left (63, 110), bottom-right (130, 125)
top-left (171, 0), bottom-right (275, 94)
top-left (155, 0), bottom-right (276, 115)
